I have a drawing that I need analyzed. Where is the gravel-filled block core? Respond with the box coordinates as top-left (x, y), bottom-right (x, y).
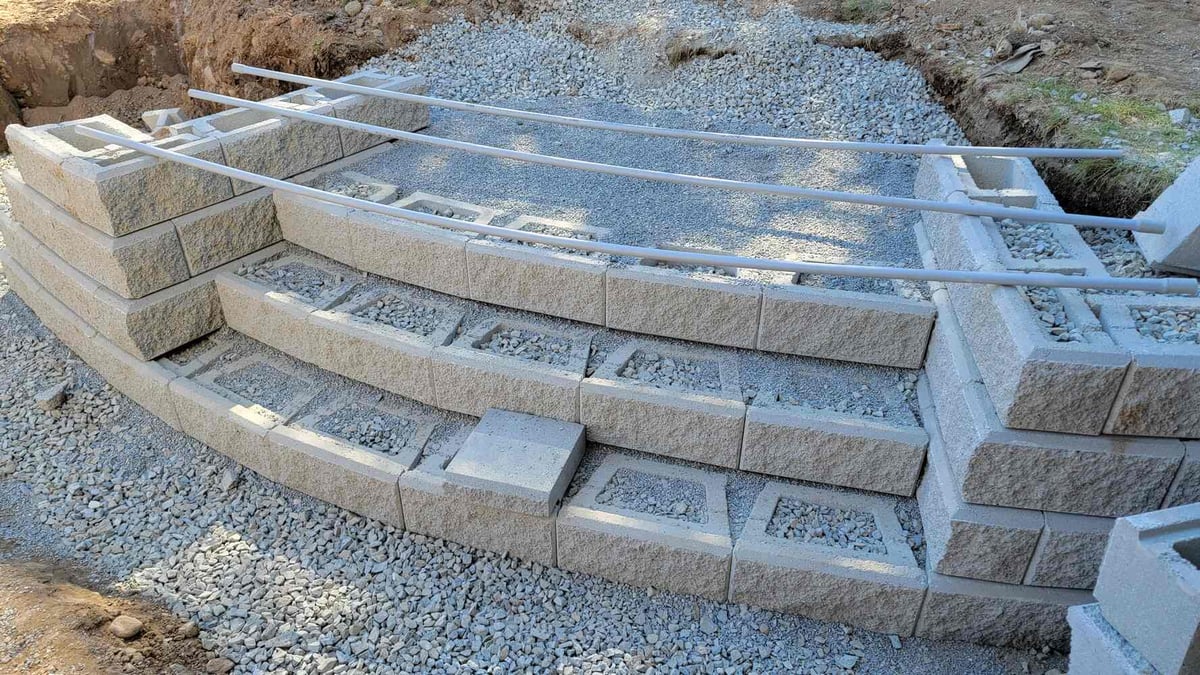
top-left (766, 497), bottom-right (886, 555)
top-left (998, 220), bottom-right (1068, 261)
top-left (1133, 307), bottom-right (1200, 344)
top-left (1023, 287), bottom-right (1083, 343)
top-left (475, 327), bottom-right (575, 366)
top-left (407, 200), bottom-right (478, 222)
top-left (594, 467), bottom-right (707, 523)
top-left (618, 350), bottom-right (721, 392)
top-left (313, 402), bottom-right (419, 456)
top-left (212, 362), bottom-right (308, 411)
top-left (239, 261), bottom-right (345, 303)
top-left (353, 295), bottom-right (442, 337)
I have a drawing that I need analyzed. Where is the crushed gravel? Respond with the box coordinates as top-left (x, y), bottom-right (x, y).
top-left (404, 199), bottom-right (480, 222)
top-left (743, 354), bottom-right (920, 426)
top-left (1078, 228), bottom-right (1166, 281)
top-left (1023, 287), bottom-right (1084, 343)
top-left (353, 294), bottom-right (442, 337)
top-left (211, 361), bottom-right (309, 411)
top-left (239, 261), bottom-right (345, 303)
top-left (998, 220), bottom-right (1068, 261)
top-left (1133, 307), bottom-right (1200, 344)
top-left (312, 402), bottom-right (420, 456)
top-left (766, 498), bottom-right (887, 555)
top-left (0, 153), bottom-right (13, 220)
top-left (500, 222), bottom-right (607, 258)
top-left (618, 349), bottom-right (721, 392)
top-left (476, 327), bottom-right (575, 366)
top-left (594, 467), bottom-right (708, 524)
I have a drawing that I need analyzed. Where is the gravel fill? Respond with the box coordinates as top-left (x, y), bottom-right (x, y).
top-left (594, 467), bottom-right (707, 523)
top-left (318, 175), bottom-right (385, 200)
top-left (766, 498), bottom-right (887, 555)
top-left (650, 261), bottom-right (735, 277)
top-left (405, 200), bottom-right (479, 222)
top-left (744, 353), bottom-right (920, 426)
top-left (476, 327), bottom-right (575, 366)
top-left (618, 349), bottom-right (721, 392)
top-left (239, 261), bottom-right (344, 303)
top-left (503, 222), bottom-right (607, 258)
top-left (0, 153), bottom-right (13, 220)
top-left (312, 402), bottom-right (419, 456)
top-left (353, 295), bottom-right (442, 337)
top-left (1133, 307), bottom-right (1200, 343)
top-left (998, 220), bottom-right (1068, 261)
top-left (1078, 228), bottom-right (1166, 281)
top-left (211, 362), bottom-right (308, 411)
top-left (1023, 287), bottom-right (1083, 343)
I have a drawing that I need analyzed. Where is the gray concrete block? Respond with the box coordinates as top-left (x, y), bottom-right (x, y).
top-left (313, 71), bottom-right (429, 155)
top-left (173, 189), bottom-right (280, 275)
top-left (606, 265), bottom-right (762, 349)
top-left (466, 239), bottom-right (607, 326)
top-left (1025, 512), bottom-right (1112, 590)
top-left (1132, 155), bottom-right (1200, 275)
top-left (215, 269), bottom-right (317, 364)
top-left (4, 168), bottom-right (190, 299)
top-left (740, 405), bottom-right (927, 496)
top-left (168, 377), bottom-right (283, 480)
top-left (1094, 503), bottom-right (1200, 674)
top-left (351, 210), bottom-right (472, 298)
top-left (758, 284), bottom-right (934, 368)
top-left (1067, 604), bottom-right (1156, 675)
top-left (556, 454), bottom-right (732, 601)
top-left (1167, 442), bottom-right (1200, 508)
top-left (1095, 294), bottom-right (1200, 439)
top-left (729, 482), bottom-right (926, 635)
top-left (444, 409), bottom-right (585, 517)
top-left (915, 571), bottom-right (1092, 649)
top-left (274, 192), bottom-right (358, 266)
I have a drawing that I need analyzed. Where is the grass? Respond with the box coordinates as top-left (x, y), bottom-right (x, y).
top-left (833, 0), bottom-right (891, 23)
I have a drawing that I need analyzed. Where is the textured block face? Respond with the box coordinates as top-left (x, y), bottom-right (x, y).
top-left (431, 349), bottom-right (582, 422)
top-left (1094, 504), bottom-right (1200, 675)
top-left (915, 572), bottom-right (1090, 649)
top-left (306, 310), bottom-right (439, 407)
top-left (758, 285), bottom-right (934, 368)
top-left (168, 378), bottom-right (282, 479)
top-left (605, 266), bottom-right (761, 349)
top-left (444, 409), bottom-right (584, 517)
top-left (1025, 513), bottom-right (1112, 590)
top-left (729, 483), bottom-right (925, 635)
top-left (740, 406), bottom-right (927, 496)
top-left (1067, 604), bottom-right (1157, 675)
top-left (216, 273), bottom-right (317, 363)
top-left (352, 212), bottom-right (471, 297)
top-left (324, 73), bottom-right (430, 155)
top-left (274, 192), bottom-right (358, 266)
top-left (466, 241), bottom-right (607, 325)
top-left (1168, 443), bottom-right (1200, 508)
top-left (1133, 155), bottom-right (1200, 274)
top-left (5, 169), bottom-right (190, 298)
top-left (174, 189), bottom-right (281, 275)
top-left (556, 455), bottom-right (733, 601)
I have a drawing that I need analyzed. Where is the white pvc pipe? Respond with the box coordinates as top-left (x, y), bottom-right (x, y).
top-left (74, 126), bottom-right (1198, 296)
top-left (187, 88), bottom-right (1167, 235)
top-left (232, 63), bottom-right (1125, 160)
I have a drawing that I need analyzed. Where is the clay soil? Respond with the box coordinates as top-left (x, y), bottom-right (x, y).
top-left (0, 541), bottom-right (218, 674)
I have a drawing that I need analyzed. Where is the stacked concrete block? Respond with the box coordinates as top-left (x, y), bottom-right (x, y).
top-left (1168, 443), bottom-right (1200, 508)
top-left (557, 455), bottom-right (733, 600)
top-left (580, 341), bottom-right (745, 467)
top-left (401, 410), bottom-right (584, 565)
top-left (1087, 503), bottom-right (1200, 674)
top-left (1094, 294), bottom-right (1200, 439)
top-left (1132, 155), bottom-right (1200, 275)
top-left (299, 71), bottom-right (429, 155)
top-left (1066, 604), bottom-right (1157, 675)
top-left (916, 572), bottom-right (1089, 648)
top-left (729, 482), bottom-right (927, 634)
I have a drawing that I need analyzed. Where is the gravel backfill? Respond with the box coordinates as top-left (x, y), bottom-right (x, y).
top-left (1023, 287), bottom-right (1083, 343)
top-left (353, 295), bottom-right (442, 337)
top-left (767, 498), bottom-right (887, 555)
top-left (476, 327), bottom-right (575, 366)
top-left (594, 467), bottom-right (708, 524)
top-left (618, 349), bottom-right (721, 392)
top-left (240, 261), bottom-right (344, 303)
top-left (312, 402), bottom-right (419, 456)
top-left (1133, 307), bottom-right (1200, 343)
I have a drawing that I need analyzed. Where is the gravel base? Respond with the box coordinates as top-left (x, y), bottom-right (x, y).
top-left (475, 327), bottom-right (575, 366)
top-left (353, 295), bottom-right (442, 337)
top-left (1023, 287), bottom-right (1083, 343)
top-left (239, 261), bottom-right (345, 303)
top-left (766, 498), bottom-right (887, 555)
top-left (743, 353), bottom-right (920, 426)
top-left (1078, 228), bottom-right (1167, 281)
top-left (1133, 307), bottom-right (1200, 343)
top-left (211, 361), bottom-right (309, 411)
top-left (594, 467), bottom-right (708, 523)
top-left (998, 220), bottom-right (1068, 261)
top-left (0, 153), bottom-right (13, 221)
top-left (312, 402), bottom-right (419, 456)
top-left (618, 349), bottom-right (721, 392)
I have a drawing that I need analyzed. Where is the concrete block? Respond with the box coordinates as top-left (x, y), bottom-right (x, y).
top-left (1025, 512), bottom-right (1112, 590)
top-left (351, 210), bottom-right (472, 297)
top-left (310, 71), bottom-right (429, 155)
top-left (580, 342), bottom-right (745, 468)
top-left (915, 571), bottom-right (1092, 649)
top-left (1067, 604), bottom-right (1157, 675)
top-left (466, 216), bottom-right (610, 325)
top-left (172, 93), bottom-right (343, 194)
top-left (1132, 155), bottom-right (1200, 275)
top-left (740, 405), bottom-right (927, 496)
top-left (444, 409), bottom-right (585, 517)
top-left (606, 264), bottom-right (761, 349)
top-left (172, 189), bottom-right (280, 275)
top-left (432, 319), bottom-right (590, 422)
top-left (557, 454), bottom-right (732, 601)
top-left (194, 353), bottom-right (321, 423)
top-left (266, 424), bottom-right (409, 528)
top-left (758, 283), bottom-right (935, 368)
top-left (1167, 442), bottom-right (1200, 508)
top-left (392, 191), bottom-right (497, 228)
top-left (274, 192), bottom-right (359, 266)
top-left (229, 251), bottom-right (360, 310)
top-left (926, 285), bottom-right (1182, 517)
top-left (917, 377), bottom-right (1044, 584)
top-left (215, 271), bottom-right (317, 363)
top-left (1095, 294), bottom-right (1200, 439)
top-left (1095, 503), bottom-right (1200, 674)
top-left (4, 168), bottom-right (190, 298)
top-left (729, 482), bottom-right (926, 635)
top-left (292, 395), bottom-right (432, 472)
top-left (168, 376), bottom-right (283, 480)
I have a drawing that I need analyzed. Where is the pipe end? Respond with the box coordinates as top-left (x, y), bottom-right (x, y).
top-left (1135, 219), bottom-right (1169, 235)
top-left (1165, 278), bottom-right (1200, 296)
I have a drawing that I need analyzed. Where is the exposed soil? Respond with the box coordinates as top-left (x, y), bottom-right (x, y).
top-left (0, 542), bottom-right (219, 674)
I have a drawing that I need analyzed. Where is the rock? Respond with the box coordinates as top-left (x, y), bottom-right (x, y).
top-left (178, 621), bottom-right (201, 638)
top-left (0, 87), bottom-right (20, 153)
top-left (993, 39), bottom-right (1014, 60)
top-left (34, 381), bottom-right (69, 411)
top-left (1169, 108), bottom-right (1193, 127)
top-left (109, 615), bottom-right (144, 640)
top-left (1027, 13), bottom-right (1055, 29)
top-left (344, 1), bottom-right (363, 17)
top-left (218, 468), bottom-right (241, 492)
top-left (889, 634), bottom-right (902, 649)
top-left (205, 658), bottom-right (235, 674)
top-left (835, 654), bottom-right (859, 669)
top-left (1105, 64), bottom-right (1135, 83)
